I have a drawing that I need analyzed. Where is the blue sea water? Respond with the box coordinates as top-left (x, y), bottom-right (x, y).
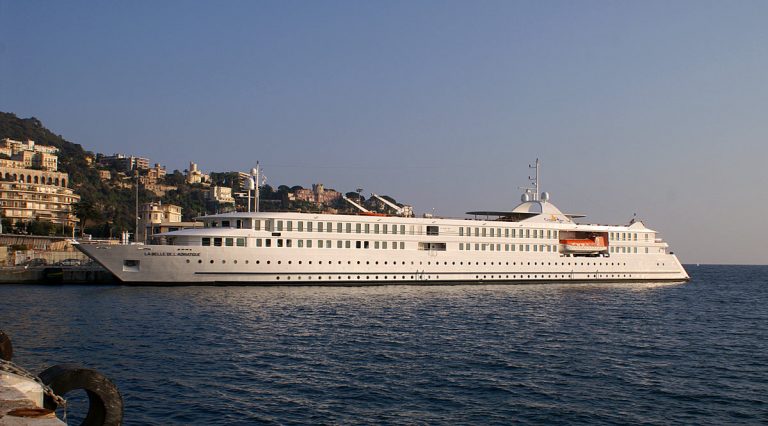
top-left (1, 265), bottom-right (766, 425)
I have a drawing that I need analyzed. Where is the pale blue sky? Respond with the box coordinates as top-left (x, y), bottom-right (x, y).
top-left (2, 1), bottom-right (767, 264)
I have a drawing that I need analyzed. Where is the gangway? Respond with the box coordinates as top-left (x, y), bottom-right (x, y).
top-left (371, 193), bottom-right (413, 217)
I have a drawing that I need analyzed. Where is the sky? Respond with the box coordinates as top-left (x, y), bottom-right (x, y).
top-left (1, 1), bottom-right (767, 265)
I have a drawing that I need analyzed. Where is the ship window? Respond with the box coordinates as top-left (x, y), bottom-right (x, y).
top-left (307, 222), bottom-right (313, 232)
top-left (298, 240), bottom-right (303, 248)
top-left (365, 224), bottom-right (370, 234)
top-left (482, 228), bottom-right (487, 237)
top-left (318, 240), bottom-right (323, 248)
top-left (374, 224), bottom-right (379, 234)
top-left (364, 241), bottom-right (370, 249)
top-left (222, 221), bottom-right (230, 228)
top-left (297, 221), bottom-right (303, 232)
top-left (225, 238), bottom-right (234, 247)
top-left (489, 244), bottom-right (494, 251)
top-left (459, 228), bottom-right (464, 237)
top-left (276, 221), bottom-right (283, 231)
top-left (287, 240), bottom-right (293, 248)
top-left (511, 244), bottom-right (516, 252)
top-left (392, 242), bottom-right (397, 250)
top-left (287, 221), bottom-right (293, 231)
top-left (400, 242), bottom-right (405, 249)
top-left (337, 223), bottom-right (343, 233)
top-left (212, 238), bottom-right (222, 247)
top-left (327, 222), bottom-right (333, 232)
top-left (306, 240), bottom-right (312, 248)
top-left (326, 240), bottom-right (331, 248)
top-left (277, 239), bottom-right (283, 248)
top-left (265, 219), bottom-right (273, 231)
top-left (202, 237), bottom-right (211, 246)
top-left (236, 220), bottom-right (242, 229)
top-left (265, 239), bottom-right (272, 247)
top-left (459, 243), bottom-right (463, 250)
top-left (382, 241), bottom-right (388, 249)
top-left (317, 222), bottom-right (323, 232)
top-left (497, 244), bottom-right (501, 251)
top-left (123, 260), bottom-right (140, 272)
top-left (356, 241), bottom-right (362, 249)
top-left (237, 238), bottom-right (246, 247)
top-left (526, 229), bottom-right (530, 238)
top-left (375, 241), bottom-right (380, 249)
top-left (505, 229), bottom-right (509, 238)
top-left (490, 228), bottom-right (494, 237)
top-left (426, 226), bottom-right (439, 236)
top-left (337, 240), bottom-right (343, 248)
top-left (256, 239), bottom-right (262, 247)
top-left (356, 223), bottom-right (361, 233)
top-left (400, 225), bottom-right (405, 235)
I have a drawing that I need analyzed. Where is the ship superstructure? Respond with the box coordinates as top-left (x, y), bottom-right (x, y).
top-left (76, 160), bottom-right (689, 284)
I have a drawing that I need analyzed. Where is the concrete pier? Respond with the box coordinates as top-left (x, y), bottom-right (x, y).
top-left (0, 266), bottom-right (116, 284)
top-left (0, 371), bottom-right (65, 425)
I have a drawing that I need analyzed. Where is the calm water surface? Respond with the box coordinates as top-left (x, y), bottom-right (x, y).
top-left (1, 265), bottom-right (766, 425)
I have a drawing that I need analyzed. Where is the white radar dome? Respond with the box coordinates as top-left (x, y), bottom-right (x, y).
top-left (521, 193), bottom-right (531, 202)
top-left (245, 177), bottom-right (255, 190)
top-left (541, 192), bottom-right (550, 202)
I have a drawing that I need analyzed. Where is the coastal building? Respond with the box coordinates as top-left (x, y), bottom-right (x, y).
top-left (0, 138), bottom-right (59, 171)
top-left (186, 161), bottom-right (209, 185)
top-left (138, 202), bottom-right (183, 243)
top-left (207, 186), bottom-right (235, 205)
top-left (290, 183), bottom-right (341, 206)
top-left (0, 140), bottom-right (79, 229)
top-left (97, 153), bottom-right (151, 172)
top-left (98, 170), bottom-right (112, 181)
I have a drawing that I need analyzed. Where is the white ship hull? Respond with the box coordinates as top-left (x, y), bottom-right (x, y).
top-left (76, 213), bottom-right (689, 285)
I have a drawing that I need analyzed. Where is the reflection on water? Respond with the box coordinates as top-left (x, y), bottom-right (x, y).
top-left (1, 266), bottom-right (765, 425)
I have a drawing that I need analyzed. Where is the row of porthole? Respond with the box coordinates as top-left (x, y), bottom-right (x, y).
top-left (262, 273), bottom-right (633, 281)
top-left (185, 259), bottom-right (631, 267)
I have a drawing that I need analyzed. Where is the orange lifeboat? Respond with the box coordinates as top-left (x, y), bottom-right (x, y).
top-left (560, 236), bottom-right (608, 253)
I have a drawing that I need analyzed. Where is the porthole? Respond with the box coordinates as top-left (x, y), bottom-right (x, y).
top-left (198, 260), bottom-right (202, 264)
top-left (267, 261), bottom-right (271, 265)
top-left (255, 260), bottom-right (259, 264)
top-left (298, 261), bottom-right (302, 264)
top-left (277, 261), bottom-right (281, 265)
top-left (234, 260), bottom-right (238, 264)
top-left (186, 259), bottom-right (190, 263)
top-left (357, 261), bottom-right (361, 264)
top-left (210, 260), bottom-right (214, 264)
top-left (287, 261), bottom-right (291, 264)
top-left (276, 276), bottom-right (280, 280)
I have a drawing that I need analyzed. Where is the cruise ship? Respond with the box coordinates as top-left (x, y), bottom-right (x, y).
top-left (75, 161), bottom-right (689, 285)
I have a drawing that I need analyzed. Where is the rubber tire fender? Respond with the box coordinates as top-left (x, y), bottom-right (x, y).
top-left (0, 330), bottom-right (12, 361)
top-left (38, 364), bottom-right (123, 426)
